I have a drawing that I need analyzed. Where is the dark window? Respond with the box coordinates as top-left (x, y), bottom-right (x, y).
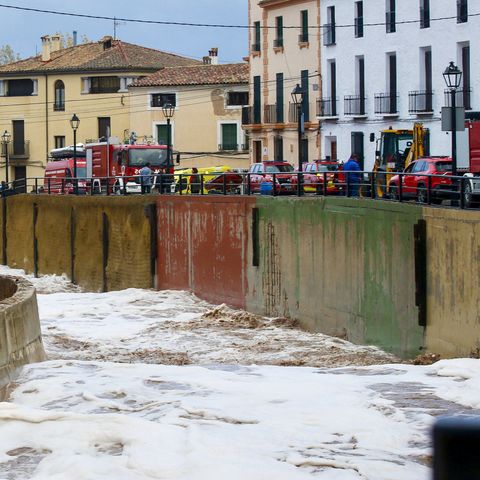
top-left (301, 138), bottom-right (309, 164)
top-left (54, 136), bottom-right (65, 149)
top-left (301, 70), bottom-right (310, 122)
top-left (90, 76), bottom-right (120, 94)
top-left (300, 10), bottom-right (309, 43)
top-left (98, 117), bottom-right (111, 140)
top-left (276, 73), bottom-right (284, 123)
top-left (358, 58), bottom-right (365, 115)
top-left (253, 76), bottom-right (261, 124)
top-left (252, 21), bottom-right (261, 52)
top-left (386, 0), bottom-right (396, 33)
top-left (275, 16), bottom-right (283, 48)
top-left (274, 136), bottom-right (283, 161)
top-left (425, 49), bottom-right (433, 111)
top-left (420, 0), bottom-right (430, 28)
top-left (457, 0), bottom-right (468, 23)
top-left (355, 2), bottom-right (364, 38)
top-left (462, 45), bottom-right (471, 110)
top-left (8, 79), bottom-right (34, 97)
top-left (227, 91), bottom-right (249, 106)
top-left (151, 93), bottom-right (176, 108)
top-left (157, 124), bottom-right (170, 146)
top-left (389, 54), bottom-right (397, 113)
top-left (54, 80), bottom-right (65, 111)
top-left (324, 7), bottom-right (336, 46)
top-left (220, 124), bottom-right (238, 151)
top-left (12, 120), bottom-right (25, 156)
top-left (330, 61), bottom-right (337, 116)
top-left (351, 132), bottom-right (365, 169)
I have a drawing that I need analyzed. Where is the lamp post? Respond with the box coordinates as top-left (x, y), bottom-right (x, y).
top-left (162, 103), bottom-right (175, 172)
top-left (443, 61), bottom-right (462, 177)
top-left (291, 84), bottom-right (305, 172)
top-left (70, 114), bottom-right (80, 194)
top-left (1, 130), bottom-right (11, 186)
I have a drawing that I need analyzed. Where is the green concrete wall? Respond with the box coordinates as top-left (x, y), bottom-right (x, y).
top-left (246, 197), bottom-right (425, 358)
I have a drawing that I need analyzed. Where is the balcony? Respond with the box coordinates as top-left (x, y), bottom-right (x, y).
top-left (273, 38), bottom-right (284, 49)
top-left (317, 98), bottom-right (338, 117)
top-left (408, 90), bottom-right (433, 114)
top-left (288, 103), bottom-right (300, 123)
top-left (264, 104), bottom-right (277, 124)
top-left (444, 88), bottom-right (472, 110)
top-left (218, 143), bottom-right (239, 151)
top-left (242, 106), bottom-right (253, 125)
top-left (298, 33), bottom-right (309, 43)
top-left (4, 141), bottom-right (30, 160)
top-left (251, 43), bottom-right (261, 53)
top-left (53, 102), bottom-right (65, 112)
top-left (374, 93), bottom-right (398, 115)
top-left (323, 23), bottom-right (335, 46)
top-left (344, 95), bottom-right (366, 116)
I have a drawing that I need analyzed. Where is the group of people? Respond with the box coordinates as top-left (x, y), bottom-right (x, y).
top-left (138, 163), bottom-right (201, 194)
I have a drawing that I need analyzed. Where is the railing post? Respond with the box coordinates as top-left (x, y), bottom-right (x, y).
top-left (346, 173), bottom-right (351, 197)
top-left (123, 176), bottom-right (127, 195)
top-left (398, 174), bottom-right (403, 202)
top-left (460, 176), bottom-right (466, 209)
top-left (323, 171), bottom-right (327, 196)
top-left (272, 173), bottom-right (277, 196)
top-left (223, 173), bottom-right (227, 195)
top-left (179, 174), bottom-right (183, 195)
top-left (297, 172), bottom-right (302, 197)
top-left (200, 174), bottom-right (204, 195)
top-left (247, 173), bottom-right (251, 195)
top-left (48, 177), bottom-right (51, 195)
top-left (61, 178), bottom-right (65, 195)
top-left (90, 178), bottom-right (94, 196)
top-left (427, 175), bottom-right (432, 205)
top-left (35, 177), bottom-right (38, 194)
top-left (370, 172), bottom-right (376, 199)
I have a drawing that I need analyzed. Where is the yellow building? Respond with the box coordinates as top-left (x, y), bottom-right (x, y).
top-left (129, 56), bottom-right (250, 169)
top-left (244, 0), bottom-right (321, 167)
top-left (0, 34), bottom-right (198, 186)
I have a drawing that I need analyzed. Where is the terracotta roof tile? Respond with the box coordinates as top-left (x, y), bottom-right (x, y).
top-left (0, 38), bottom-right (199, 75)
top-left (130, 63), bottom-right (249, 87)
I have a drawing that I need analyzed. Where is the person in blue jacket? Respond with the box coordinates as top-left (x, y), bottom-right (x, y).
top-left (343, 154), bottom-right (362, 197)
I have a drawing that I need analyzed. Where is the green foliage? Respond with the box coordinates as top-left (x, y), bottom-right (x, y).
top-left (0, 45), bottom-right (21, 65)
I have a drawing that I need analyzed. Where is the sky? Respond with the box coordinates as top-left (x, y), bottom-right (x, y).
top-left (1, 265), bottom-right (480, 479)
top-left (0, 0), bottom-right (249, 64)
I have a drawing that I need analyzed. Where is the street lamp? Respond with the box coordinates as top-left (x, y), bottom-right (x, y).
top-left (443, 62), bottom-right (462, 177)
top-left (70, 113), bottom-right (80, 194)
top-left (162, 103), bottom-right (175, 172)
top-left (1, 130), bottom-right (11, 186)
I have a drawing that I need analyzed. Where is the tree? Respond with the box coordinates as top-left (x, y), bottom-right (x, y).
top-left (0, 45), bottom-right (21, 65)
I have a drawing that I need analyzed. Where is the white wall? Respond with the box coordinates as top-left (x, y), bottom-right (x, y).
top-left (320, 0), bottom-right (479, 170)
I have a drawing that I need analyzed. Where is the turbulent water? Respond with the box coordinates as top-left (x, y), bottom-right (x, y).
top-left (0, 266), bottom-right (479, 480)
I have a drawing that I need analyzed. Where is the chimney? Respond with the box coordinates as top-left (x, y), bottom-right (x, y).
top-left (203, 56), bottom-right (211, 65)
top-left (209, 48), bottom-right (218, 65)
top-left (41, 35), bottom-right (51, 62)
top-left (50, 34), bottom-right (61, 53)
top-left (101, 35), bottom-right (113, 50)
top-left (73, 31), bottom-right (78, 46)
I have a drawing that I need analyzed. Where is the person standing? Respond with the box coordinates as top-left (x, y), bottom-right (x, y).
top-left (139, 162), bottom-right (153, 194)
top-left (343, 154), bottom-right (362, 197)
top-left (189, 167), bottom-right (201, 194)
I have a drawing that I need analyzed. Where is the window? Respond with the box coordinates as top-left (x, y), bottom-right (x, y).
top-left (156, 124), bottom-right (173, 147)
top-left (457, 0), bottom-right (468, 23)
top-left (301, 70), bottom-right (310, 122)
top-left (461, 45), bottom-right (471, 109)
top-left (253, 76), bottom-right (261, 124)
top-left (274, 135), bottom-right (283, 161)
top-left (388, 53), bottom-right (397, 113)
top-left (89, 76), bottom-right (120, 94)
top-left (420, 0), bottom-right (430, 28)
top-left (386, 0), bottom-right (396, 33)
top-left (54, 80), bottom-right (65, 111)
top-left (54, 136), bottom-right (65, 149)
top-left (275, 16), bottom-right (283, 48)
top-left (324, 7), bottom-right (336, 46)
top-left (252, 21), bottom-right (261, 52)
top-left (357, 57), bottom-right (366, 115)
top-left (300, 10), bottom-right (309, 43)
top-left (220, 124), bottom-right (238, 151)
top-left (151, 93), bottom-right (176, 108)
top-left (227, 91), bottom-right (249, 106)
top-left (355, 2), bottom-right (364, 38)
top-left (6, 79), bottom-right (37, 97)
top-left (98, 117), bottom-right (111, 140)
top-left (276, 73), bottom-right (284, 123)
top-left (329, 60), bottom-right (337, 116)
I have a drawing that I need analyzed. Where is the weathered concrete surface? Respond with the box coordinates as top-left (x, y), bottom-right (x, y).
top-left (246, 197), bottom-right (425, 358)
top-left (423, 207), bottom-right (480, 357)
top-left (156, 196), bottom-right (255, 309)
top-left (0, 275), bottom-right (45, 400)
top-left (4, 195), bottom-right (155, 292)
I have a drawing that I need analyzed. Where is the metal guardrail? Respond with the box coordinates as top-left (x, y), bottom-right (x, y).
top-left (1, 171), bottom-right (479, 210)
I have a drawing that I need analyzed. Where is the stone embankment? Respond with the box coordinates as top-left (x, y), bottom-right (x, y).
top-left (0, 276), bottom-right (45, 400)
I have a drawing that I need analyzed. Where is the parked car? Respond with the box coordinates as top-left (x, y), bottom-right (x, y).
top-left (388, 157), bottom-right (453, 204)
top-left (302, 160), bottom-right (344, 194)
top-left (246, 161), bottom-right (298, 194)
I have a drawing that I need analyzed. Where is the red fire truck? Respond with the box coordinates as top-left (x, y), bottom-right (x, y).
top-left (85, 139), bottom-right (173, 194)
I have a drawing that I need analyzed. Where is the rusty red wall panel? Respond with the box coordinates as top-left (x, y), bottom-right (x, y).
top-left (156, 196), bottom-right (255, 309)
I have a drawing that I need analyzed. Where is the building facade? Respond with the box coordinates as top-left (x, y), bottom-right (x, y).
top-left (129, 58), bottom-right (250, 169)
top-left (319, 0), bottom-right (479, 170)
top-left (244, 0), bottom-right (321, 168)
top-left (0, 35), bottom-right (197, 184)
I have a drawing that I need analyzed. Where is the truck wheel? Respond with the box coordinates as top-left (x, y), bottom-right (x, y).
top-left (464, 182), bottom-right (478, 208)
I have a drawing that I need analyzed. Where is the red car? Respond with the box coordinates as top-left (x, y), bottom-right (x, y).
top-left (303, 160), bottom-right (344, 194)
top-left (388, 157), bottom-right (453, 204)
top-left (246, 161), bottom-right (298, 194)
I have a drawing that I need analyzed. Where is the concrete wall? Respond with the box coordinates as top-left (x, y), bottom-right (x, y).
top-left (0, 275), bottom-right (45, 400)
top-left (3, 195), bottom-right (156, 292)
top-left (156, 195), bottom-right (255, 309)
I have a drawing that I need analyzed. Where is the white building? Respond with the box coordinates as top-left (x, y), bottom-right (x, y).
top-left (244, 0), bottom-right (321, 167)
top-left (319, 0), bottom-right (479, 170)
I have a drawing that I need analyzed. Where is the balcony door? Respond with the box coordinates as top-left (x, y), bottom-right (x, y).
top-left (98, 117), bottom-right (111, 140)
top-left (12, 120), bottom-right (25, 156)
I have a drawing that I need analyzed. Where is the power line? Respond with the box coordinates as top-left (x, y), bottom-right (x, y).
top-left (0, 3), bottom-right (478, 30)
